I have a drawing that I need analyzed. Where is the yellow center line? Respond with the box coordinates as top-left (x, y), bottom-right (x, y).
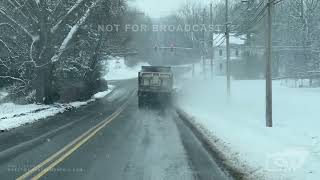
top-left (16, 111), bottom-right (119, 180)
top-left (16, 90), bottom-right (135, 180)
top-left (31, 110), bottom-right (122, 180)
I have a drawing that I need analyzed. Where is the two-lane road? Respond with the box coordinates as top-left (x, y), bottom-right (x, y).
top-left (0, 80), bottom-right (231, 180)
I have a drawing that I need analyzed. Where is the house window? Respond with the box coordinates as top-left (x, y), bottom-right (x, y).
top-left (219, 49), bottom-right (223, 56)
top-left (219, 63), bottom-right (223, 71)
top-left (235, 49), bottom-right (239, 56)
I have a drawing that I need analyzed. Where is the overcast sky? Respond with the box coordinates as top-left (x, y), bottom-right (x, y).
top-left (130, 0), bottom-right (222, 18)
top-left (129, 0), bottom-right (184, 18)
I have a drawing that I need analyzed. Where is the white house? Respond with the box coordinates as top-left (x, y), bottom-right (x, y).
top-left (211, 33), bottom-right (246, 75)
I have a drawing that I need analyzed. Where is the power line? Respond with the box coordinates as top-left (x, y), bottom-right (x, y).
top-left (216, 37), bottom-right (226, 48)
top-left (231, 1), bottom-right (268, 32)
top-left (214, 34), bottom-right (225, 45)
top-left (235, 0), bottom-right (288, 32)
top-left (230, 1), bottom-right (264, 28)
top-left (241, 4), bottom-right (267, 30)
top-left (272, 0), bottom-right (285, 5)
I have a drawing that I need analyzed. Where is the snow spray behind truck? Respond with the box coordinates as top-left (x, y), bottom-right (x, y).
top-left (138, 66), bottom-right (173, 108)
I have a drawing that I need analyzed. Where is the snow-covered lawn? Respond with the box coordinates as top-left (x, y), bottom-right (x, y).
top-left (0, 86), bottom-right (115, 131)
top-left (103, 57), bottom-right (149, 80)
top-left (177, 75), bottom-right (320, 180)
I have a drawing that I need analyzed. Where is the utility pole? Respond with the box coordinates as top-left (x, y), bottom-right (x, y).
top-left (192, 64), bottom-right (195, 77)
top-left (210, 3), bottom-right (214, 79)
top-left (202, 8), bottom-right (207, 79)
top-left (301, 0), bottom-right (304, 18)
top-left (225, 0), bottom-right (231, 96)
top-left (266, 0), bottom-right (273, 127)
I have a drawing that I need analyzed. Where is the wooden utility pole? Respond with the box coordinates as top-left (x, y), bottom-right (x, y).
top-left (266, 0), bottom-right (273, 127)
top-left (225, 0), bottom-right (231, 96)
top-left (210, 3), bottom-right (214, 79)
top-left (202, 8), bottom-right (207, 79)
top-left (192, 64), bottom-right (195, 77)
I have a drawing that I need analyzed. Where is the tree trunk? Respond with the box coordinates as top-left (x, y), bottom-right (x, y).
top-left (35, 5), bottom-right (55, 104)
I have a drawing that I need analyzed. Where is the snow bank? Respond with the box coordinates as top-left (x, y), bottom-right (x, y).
top-left (177, 75), bottom-right (320, 180)
top-left (0, 103), bottom-right (67, 131)
top-left (0, 86), bottom-right (115, 131)
top-left (92, 85), bottom-right (115, 99)
top-left (103, 57), bottom-right (149, 80)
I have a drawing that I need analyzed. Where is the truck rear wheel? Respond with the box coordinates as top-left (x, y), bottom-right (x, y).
top-left (138, 96), bottom-right (145, 108)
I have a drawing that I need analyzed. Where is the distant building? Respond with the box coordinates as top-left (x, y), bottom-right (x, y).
top-left (211, 33), bottom-right (266, 79)
top-left (212, 33), bottom-right (246, 76)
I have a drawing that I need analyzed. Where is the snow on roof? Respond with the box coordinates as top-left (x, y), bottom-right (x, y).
top-left (212, 33), bottom-right (246, 47)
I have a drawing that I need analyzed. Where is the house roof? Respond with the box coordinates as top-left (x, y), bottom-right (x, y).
top-left (212, 33), bottom-right (246, 47)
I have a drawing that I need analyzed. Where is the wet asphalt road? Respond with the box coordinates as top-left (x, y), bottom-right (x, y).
top-left (0, 79), bottom-right (231, 180)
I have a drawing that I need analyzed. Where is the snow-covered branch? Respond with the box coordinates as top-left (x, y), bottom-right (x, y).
top-left (0, 23), bottom-right (17, 33)
top-left (0, 38), bottom-right (13, 57)
top-left (51, 0), bottom-right (63, 14)
top-left (29, 37), bottom-right (37, 63)
top-left (51, 0), bottom-right (100, 63)
top-left (6, 0), bottom-right (30, 21)
top-left (0, 76), bottom-right (25, 84)
top-left (51, 0), bottom-right (87, 34)
top-left (0, 58), bottom-right (9, 70)
top-left (8, 0), bottom-right (23, 8)
top-left (0, 8), bottom-right (35, 40)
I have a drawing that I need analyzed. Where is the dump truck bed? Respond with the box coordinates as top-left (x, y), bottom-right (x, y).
top-left (141, 66), bottom-right (172, 72)
top-left (138, 66), bottom-right (173, 108)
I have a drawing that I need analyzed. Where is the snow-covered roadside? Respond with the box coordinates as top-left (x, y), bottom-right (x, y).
top-left (0, 55), bottom-right (143, 131)
top-left (0, 85), bottom-right (115, 131)
top-left (103, 56), bottom-right (149, 80)
top-left (177, 75), bottom-right (320, 180)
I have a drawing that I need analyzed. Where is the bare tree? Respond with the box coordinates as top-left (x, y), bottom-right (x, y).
top-left (0, 0), bottom-right (128, 103)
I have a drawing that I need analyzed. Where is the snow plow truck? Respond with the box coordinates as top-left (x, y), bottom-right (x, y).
top-left (138, 66), bottom-right (173, 108)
